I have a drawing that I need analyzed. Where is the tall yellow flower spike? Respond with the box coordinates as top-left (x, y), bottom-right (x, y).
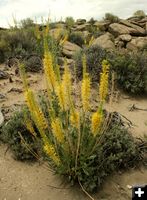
top-left (81, 73), bottom-right (91, 112)
top-left (99, 60), bottom-right (110, 103)
top-left (91, 111), bottom-right (103, 136)
top-left (44, 143), bottom-right (60, 165)
top-left (56, 82), bottom-right (68, 111)
top-left (43, 51), bottom-right (57, 92)
top-left (51, 118), bottom-right (64, 143)
top-left (70, 110), bottom-right (80, 129)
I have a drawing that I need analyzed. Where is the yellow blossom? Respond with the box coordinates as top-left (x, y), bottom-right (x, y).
top-left (25, 89), bottom-right (48, 141)
top-left (70, 110), bottom-right (80, 129)
top-left (56, 82), bottom-right (68, 111)
top-left (43, 51), bottom-right (57, 92)
top-left (91, 111), bottom-right (103, 136)
top-left (81, 73), bottom-right (91, 112)
top-left (51, 118), bottom-right (64, 143)
top-left (44, 143), bottom-right (60, 165)
top-left (99, 60), bottom-right (110, 103)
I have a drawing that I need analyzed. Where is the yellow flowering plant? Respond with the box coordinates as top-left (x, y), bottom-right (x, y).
top-left (19, 27), bottom-right (115, 195)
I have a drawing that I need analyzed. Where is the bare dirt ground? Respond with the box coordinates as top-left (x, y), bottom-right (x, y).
top-left (0, 64), bottom-right (147, 200)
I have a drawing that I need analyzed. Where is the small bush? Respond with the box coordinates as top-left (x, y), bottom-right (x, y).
top-left (104, 13), bottom-right (120, 23)
top-left (108, 51), bottom-right (147, 94)
top-left (74, 45), bottom-right (107, 81)
top-left (68, 32), bottom-right (84, 47)
top-left (65, 17), bottom-right (75, 29)
top-left (133, 10), bottom-right (146, 18)
top-left (0, 107), bottom-right (40, 161)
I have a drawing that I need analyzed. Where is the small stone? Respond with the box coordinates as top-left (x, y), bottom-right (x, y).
top-left (127, 185), bottom-right (132, 189)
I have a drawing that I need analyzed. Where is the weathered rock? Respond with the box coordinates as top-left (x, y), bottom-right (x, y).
top-left (120, 20), bottom-right (146, 35)
top-left (92, 32), bottom-right (115, 50)
top-left (49, 28), bottom-right (65, 39)
top-left (109, 22), bottom-right (146, 37)
top-left (127, 37), bottom-right (147, 50)
top-left (76, 19), bottom-right (86, 25)
top-left (94, 20), bottom-right (110, 31)
top-left (118, 34), bottom-right (132, 42)
top-left (109, 23), bottom-right (133, 37)
top-left (0, 110), bottom-right (4, 126)
top-left (62, 41), bottom-right (81, 58)
top-left (0, 70), bottom-right (9, 79)
top-left (73, 23), bottom-right (91, 31)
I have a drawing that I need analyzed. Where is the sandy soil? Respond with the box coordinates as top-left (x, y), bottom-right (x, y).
top-left (0, 64), bottom-right (147, 200)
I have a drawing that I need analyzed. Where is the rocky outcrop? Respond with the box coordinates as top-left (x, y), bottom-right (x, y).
top-left (92, 32), bottom-right (115, 50)
top-left (62, 41), bottom-right (81, 58)
top-left (76, 19), bottom-right (86, 25)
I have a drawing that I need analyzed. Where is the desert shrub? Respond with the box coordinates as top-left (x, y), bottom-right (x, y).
top-left (23, 55), bottom-right (42, 72)
top-left (108, 51), bottom-right (147, 94)
top-left (104, 13), bottom-right (120, 23)
top-left (20, 18), bottom-right (35, 29)
top-left (0, 107), bottom-right (41, 161)
top-left (78, 125), bottom-right (139, 192)
top-left (133, 10), bottom-right (146, 18)
top-left (65, 16), bottom-right (75, 30)
top-left (68, 32), bottom-right (84, 47)
top-left (74, 45), bottom-right (107, 81)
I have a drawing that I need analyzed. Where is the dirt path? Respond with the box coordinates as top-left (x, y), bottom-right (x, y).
top-left (0, 64), bottom-right (147, 200)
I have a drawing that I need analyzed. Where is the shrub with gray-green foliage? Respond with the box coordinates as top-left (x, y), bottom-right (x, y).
top-left (74, 45), bottom-right (107, 81)
top-left (68, 32), bottom-right (84, 47)
top-left (108, 51), bottom-right (147, 94)
top-left (0, 107), bottom-right (40, 161)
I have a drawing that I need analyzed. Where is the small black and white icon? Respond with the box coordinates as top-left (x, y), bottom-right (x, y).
top-left (132, 185), bottom-right (147, 200)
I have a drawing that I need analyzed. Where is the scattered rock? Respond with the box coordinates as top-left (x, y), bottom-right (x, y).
top-left (8, 88), bottom-right (23, 93)
top-left (0, 70), bottom-right (9, 79)
top-left (62, 41), bottom-right (81, 58)
top-left (118, 34), bottom-right (132, 42)
top-left (92, 32), bottom-right (115, 50)
top-left (0, 110), bottom-right (4, 126)
top-left (94, 20), bottom-right (110, 31)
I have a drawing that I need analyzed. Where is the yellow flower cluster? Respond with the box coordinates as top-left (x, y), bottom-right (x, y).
top-left (44, 143), bottom-right (60, 165)
top-left (56, 82), bottom-right (68, 111)
top-left (25, 89), bottom-right (48, 139)
top-left (55, 63), bottom-right (72, 111)
top-left (70, 110), bottom-right (80, 129)
top-left (99, 60), bottom-right (110, 103)
top-left (43, 51), bottom-right (57, 92)
top-left (91, 111), bottom-right (103, 136)
top-left (81, 73), bottom-right (91, 112)
top-left (51, 118), bottom-right (64, 143)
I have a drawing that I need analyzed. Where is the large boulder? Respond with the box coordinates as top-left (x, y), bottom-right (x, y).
top-left (127, 37), bottom-right (147, 50)
top-left (109, 22), bottom-right (146, 37)
top-left (120, 20), bottom-right (146, 35)
top-left (62, 41), bottom-right (81, 58)
top-left (92, 32), bottom-right (115, 50)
